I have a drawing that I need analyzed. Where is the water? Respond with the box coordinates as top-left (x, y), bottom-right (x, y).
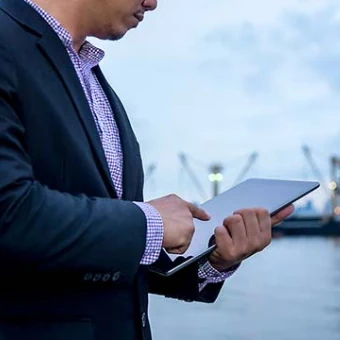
top-left (149, 237), bottom-right (340, 340)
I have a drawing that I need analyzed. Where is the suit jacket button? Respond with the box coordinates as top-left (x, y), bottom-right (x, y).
top-left (141, 312), bottom-right (146, 328)
top-left (93, 273), bottom-right (102, 282)
top-left (112, 272), bottom-right (121, 282)
top-left (102, 273), bottom-right (111, 282)
top-left (84, 272), bottom-right (93, 281)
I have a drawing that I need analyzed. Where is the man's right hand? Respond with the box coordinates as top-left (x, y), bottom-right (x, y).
top-left (147, 194), bottom-right (210, 254)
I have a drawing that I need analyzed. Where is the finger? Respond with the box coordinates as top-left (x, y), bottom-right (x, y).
top-left (188, 203), bottom-right (211, 221)
top-left (233, 209), bottom-right (259, 237)
top-left (271, 204), bottom-right (295, 226)
top-left (173, 224), bottom-right (195, 254)
top-left (166, 244), bottom-right (188, 255)
top-left (255, 209), bottom-right (271, 233)
top-left (223, 214), bottom-right (247, 245)
top-left (256, 209), bottom-right (272, 247)
top-left (214, 225), bottom-right (233, 253)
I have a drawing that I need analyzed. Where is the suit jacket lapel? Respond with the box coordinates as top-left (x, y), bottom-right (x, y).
top-left (94, 67), bottom-right (141, 201)
top-left (36, 33), bottom-right (117, 198)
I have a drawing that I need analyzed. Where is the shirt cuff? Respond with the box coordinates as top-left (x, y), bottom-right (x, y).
top-left (133, 202), bottom-right (163, 265)
top-left (198, 259), bottom-right (240, 291)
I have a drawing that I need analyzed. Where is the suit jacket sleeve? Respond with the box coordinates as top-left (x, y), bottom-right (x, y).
top-left (0, 36), bottom-right (147, 285)
top-left (148, 251), bottom-right (225, 303)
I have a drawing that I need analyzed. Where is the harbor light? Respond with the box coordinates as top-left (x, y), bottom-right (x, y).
top-left (334, 206), bottom-right (340, 215)
top-left (209, 173), bottom-right (223, 182)
top-left (329, 181), bottom-right (337, 191)
top-left (209, 164), bottom-right (224, 197)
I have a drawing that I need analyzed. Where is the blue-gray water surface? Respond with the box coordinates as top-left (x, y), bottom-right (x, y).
top-left (149, 237), bottom-right (340, 340)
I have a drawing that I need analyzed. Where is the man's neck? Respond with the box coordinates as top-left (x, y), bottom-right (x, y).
top-left (29, 0), bottom-right (88, 51)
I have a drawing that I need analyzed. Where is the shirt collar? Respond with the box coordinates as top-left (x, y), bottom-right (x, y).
top-left (23, 0), bottom-right (105, 66)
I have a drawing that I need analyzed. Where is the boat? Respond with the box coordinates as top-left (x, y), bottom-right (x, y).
top-left (272, 215), bottom-right (340, 237)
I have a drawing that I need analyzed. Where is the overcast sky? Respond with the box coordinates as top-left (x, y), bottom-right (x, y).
top-left (91, 0), bottom-right (340, 211)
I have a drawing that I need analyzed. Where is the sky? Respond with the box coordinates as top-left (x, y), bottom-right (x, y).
top-left (91, 0), bottom-right (340, 212)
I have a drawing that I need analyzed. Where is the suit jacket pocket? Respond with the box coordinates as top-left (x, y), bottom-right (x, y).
top-left (0, 317), bottom-right (94, 340)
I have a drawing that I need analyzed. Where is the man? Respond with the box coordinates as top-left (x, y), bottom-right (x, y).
top-left (0, 0), bottom-right (293, 339)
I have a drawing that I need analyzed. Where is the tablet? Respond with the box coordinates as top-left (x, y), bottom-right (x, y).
top-left (151, 178), bottom-right (320, 277)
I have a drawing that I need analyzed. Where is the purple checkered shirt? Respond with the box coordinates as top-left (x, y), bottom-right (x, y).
top-left (24, 0), bottom-right (237, 290)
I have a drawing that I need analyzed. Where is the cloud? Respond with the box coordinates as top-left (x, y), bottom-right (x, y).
top-left (91, 0), bottom-right (340, 207)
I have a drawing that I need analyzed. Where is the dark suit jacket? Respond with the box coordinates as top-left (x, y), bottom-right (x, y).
top-left (0, 0), bottom-right (224, 339)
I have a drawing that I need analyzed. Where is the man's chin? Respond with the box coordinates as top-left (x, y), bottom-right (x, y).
top-left (106, 30), bottom-right (128, 41)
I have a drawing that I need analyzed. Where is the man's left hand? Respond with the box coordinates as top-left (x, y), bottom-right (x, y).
top-left (208, 205), bottom-right (295, 272)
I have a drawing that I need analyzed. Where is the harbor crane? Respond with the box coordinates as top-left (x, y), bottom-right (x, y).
top-left (144, 163), bottom-right (157, 182)
top-left (302, 145), bottom-right (340, 218)
top-left (178, 151), bottom-right (258, 200)
top-left (330, 156), bottom-right (340, 217)
top-left (178, 153), bottom-right (209, 201)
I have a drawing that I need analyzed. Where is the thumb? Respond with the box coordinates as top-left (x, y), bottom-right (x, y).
top-left (188, 203), bottom-right (211, 221)
top-left (272, 204), bottom-right (295, 226)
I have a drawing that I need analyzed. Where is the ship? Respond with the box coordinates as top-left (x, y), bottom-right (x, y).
top-left (272, 215), bottom-right (340, 237)
top-left (272, 147), bottom-right (340, 237)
